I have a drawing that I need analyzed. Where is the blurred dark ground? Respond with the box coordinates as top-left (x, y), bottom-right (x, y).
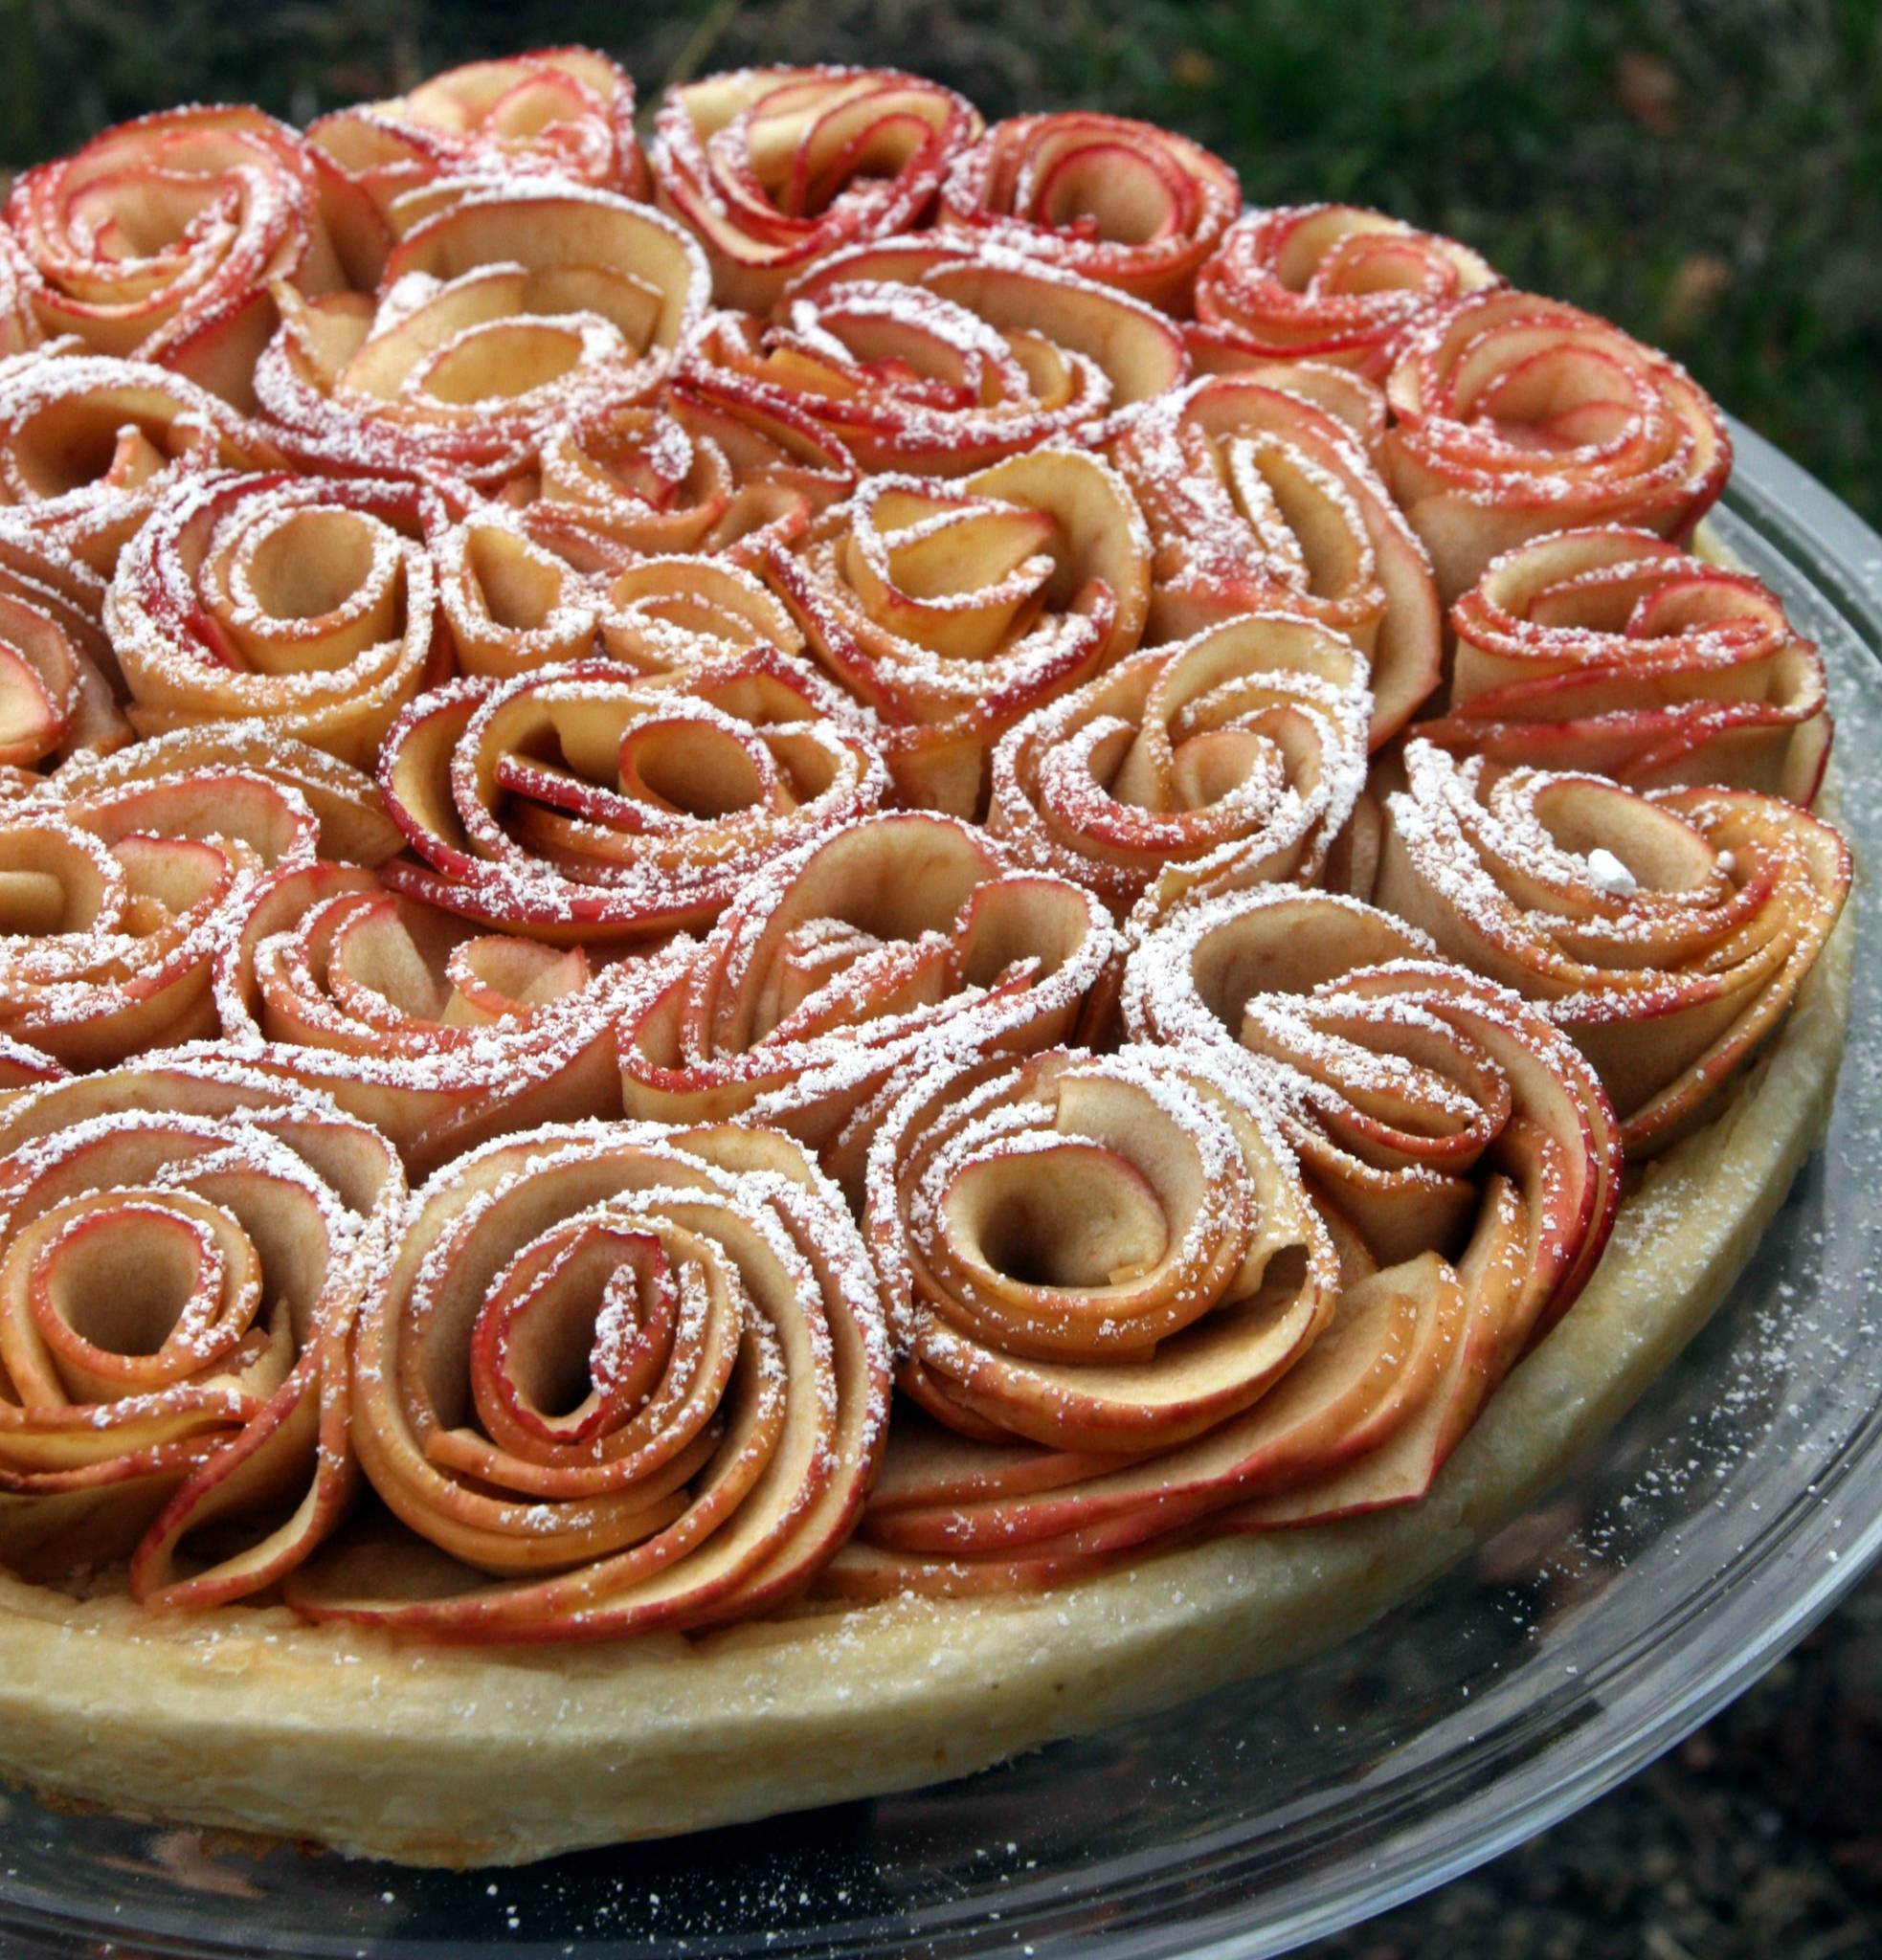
top-left (3, 2), bottom-right (1879, 1952)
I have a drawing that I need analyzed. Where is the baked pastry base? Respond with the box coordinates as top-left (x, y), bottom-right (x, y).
top-left (0, 890), bottom-right (1850, 1867)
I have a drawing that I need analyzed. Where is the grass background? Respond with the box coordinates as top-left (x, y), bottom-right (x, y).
top-left (1, 3), bottom-right (1878, 1951)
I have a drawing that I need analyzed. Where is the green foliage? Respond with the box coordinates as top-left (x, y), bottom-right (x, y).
top-left (2, 0), bottom-right (1876, 523)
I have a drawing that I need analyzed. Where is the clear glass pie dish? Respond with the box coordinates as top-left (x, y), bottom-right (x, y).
top-left (0, 419), bottom-right (1878, 1960)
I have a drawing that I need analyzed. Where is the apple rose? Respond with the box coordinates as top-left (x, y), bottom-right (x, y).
top-left (457, 456), bottom-right (819, 683)
top-left (1189, 205), bottom-right (1500, 379)
top-left (1382, 290), bottom-right (1733, 602)
top-left (6, 106), bottom-right (386, 410)
top-left (508, 391), bottom-right (853, 575)
top-left (649, 66), bottom-right (983, 311)
top-left (442, 510), bottom-right (809, 688)
top-left (1118, 885), bottom-right (1622, 1525)
top-left (435, 508), bottom-right (598, 679)
top-left (828, 1041), bottom-right (1517, 1595)
top-left (253, 186), bottom-right (708, 492)
top-left (1109, 368), bottom-right (1441, 739)
top-left (987, 612), bottom-right (1370, 924)
top-left (767, 448), bottom-right (1152, 814)
top-left (616, 811), bottom-right (1118, 1187)
top-left (694, 235), bottom-right (1188, 476)
top-left (215, 861), bottom-right (647, 1178)
top-left (0, 766), bottom-right (317, 1069)
top-left (377, 649), bottom-right (888, 945)
top-left (1376, 739), bottom-right (1851, 1154)
top-left (0, 228), bottom-right (40, 358)
top-left (0, 523), bottom-right (127, 768)
top-left (937, 112), bottom-right (1239, 315)
top-left (102, 471), bottom-right (444, 769)
top-left (51, 721), bottom-right (402, 866)
top-left (0, 1057), bottom-right (403, 1606)
top-left (0, 518), bottom-right (107, 657)
top-left (308, 47), bottom-right (647, 234)
top-left (596, 557), bottom-right (808, 677)
top-left (0, 1035), bottom-right (64, 1104)
top-left (0, 351), bottom-right (266, 577)
top-left (1410, 526), bottom-right (1832, 804)
top-left (281, 1121), bottom-right (889, 1639)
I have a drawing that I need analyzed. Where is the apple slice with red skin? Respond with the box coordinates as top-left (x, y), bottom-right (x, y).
top-left (856, 1251), bottom-right (1457, 1570)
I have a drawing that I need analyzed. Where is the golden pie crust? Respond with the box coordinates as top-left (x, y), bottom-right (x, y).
top-left (0, 865), bottom-right (1848, 1866)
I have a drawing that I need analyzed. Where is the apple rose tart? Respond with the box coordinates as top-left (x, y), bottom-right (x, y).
top-left (308, 48), bottom-right (647, 235)
top-left (5, 107), bottom-right (386, 410)
top-left (282, 1120), bottom-right (889, 1637)
top-left (650, 66), bottom-right (982, 311)
top-left (1382, 289), bottom-right (1733, 602)
top-left (1189, 204), bottom-right (1500, 378)
top-left (1411, 526), bottom-right (1832, 804)
top-left (377, 649), bottom-right (888, 945)
top-left (216, 860), bottom-right (644, 1177)
top-left (987, 612), bottom-right (1370, 924)
top-left (0, 766), bottom-right (316, 1069)
top-left (616, 810), bottom-right (1117, 1184)
top-left (1377, 738), bottom-right (1850, 1153)
top-left (103, 471), bottom-right (444, 768)
top-left (768, 448), bottom-right (1152, 814)
top-left (0, 351), bottom-right (266, 579)
top-left (507, 391), bottom-right (852, 575)
top-left (1109, 368), bottom-right (1441, 739)
top-left (938, 112), bottom-right (1239, 316)
top-left (253, 186), bottom-right (707, 492)
top-left (1118, 884), bottom-right (1622, 1521)
top-left (50, 721), bottom-right (402, 867)
top-left (828, 1039), bottom-right (1573, 1593)
top-left (0, 1058), bottom-right (403, 1605)
top-left (696, 236), bottom-right (1187, 476)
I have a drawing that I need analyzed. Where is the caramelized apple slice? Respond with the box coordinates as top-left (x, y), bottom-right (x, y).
top-left (1382, 289), bottom-right (1732, 601)
top-left (649, 67), bottom-right (982, 311)
top-left (215, 861), bottom-right (650, 1178)
top-left (309, 48), bottom-right (646, 233)
top-left (7, 106), bottom-right (386, 410)
top-left (988, 611), bottom-right (1369, 925)
top-left (1189, 204), bottom-right (1500, 379)
top-left (105, 471), bottom-right (445, 769)
top-left (0, 766), bottom-right (320, 1068)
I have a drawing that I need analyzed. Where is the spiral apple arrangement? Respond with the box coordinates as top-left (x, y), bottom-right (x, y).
top-left (0, 51), bottom-right (1845, 1630)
